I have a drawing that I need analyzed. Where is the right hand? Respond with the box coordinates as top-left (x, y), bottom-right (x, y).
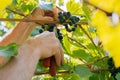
top-left (25, 31), bottom-right (64, 66)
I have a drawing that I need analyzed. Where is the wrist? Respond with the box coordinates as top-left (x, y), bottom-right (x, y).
top-left (20, 41), bottom-right (41, 58)
top-left (25, 15), bottom-right (37, 25)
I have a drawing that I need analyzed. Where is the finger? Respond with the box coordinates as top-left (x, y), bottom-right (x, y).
top-left (44, 17), bottom-right (54, 21)
top-left (34, 31), bottom-right (50, 39)
top-left (54, 47), bottom-right (61, 66)
top-left (59, 45), bottom-right (64, 65)
top-left (33, 7), bottom-right (44, 16)
top-left (53, 7), bottom-right (58, 20)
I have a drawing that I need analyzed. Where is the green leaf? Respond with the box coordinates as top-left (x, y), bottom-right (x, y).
top-left (87, 43), bottom-right (96, 50)
top-left (0, 43), bottom-right (18, 67)
top-left (0, 43), bottom-right (18, 57)
top-left (63, 35), bottom-right (71, 54)
top-left (82, 3), bottom-right (91, 20)
top-left (59, 0), bottom-right (64, 6)
top-left (66, 0), bottom-right (84, 15)
top-left (0, 30), bottom-right (6, 36)
top-left (72, 49), bottom-right (93, 62)
top-left (89, 73), bottom-right (106, 80)
top-left (74, 64), bottom-right (92, 78)
top-left (89, 73), bottom-right (99, 80)
top-left (109, 76), bottom-right (114, 80)
top-left (116, 73), bottom-right (120, 80)
top-left (12, 0), bottom-right (18, 5)
top-left (72, 49), bottom-right (87, 58)
top-left (59, 73), bottom-right (80, 80)
top-left (58, 63), bottom-right (72, 71)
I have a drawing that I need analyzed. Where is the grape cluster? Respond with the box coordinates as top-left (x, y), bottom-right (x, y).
top-left (58, 12), bottom-right (80, 32)
top-left (47, 24), bottom-right (63, 40)
top-left (39, 28), bottom-right (44, 33)
top-left (39, 24), bottom-right (63, 41)
top-left (107, 58), bottom-right (120, 80)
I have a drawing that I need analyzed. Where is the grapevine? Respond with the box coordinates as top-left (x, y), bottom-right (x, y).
top-left (1, 0), bottom-right (120, 80)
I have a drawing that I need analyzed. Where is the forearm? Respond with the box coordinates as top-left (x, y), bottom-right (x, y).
top-left (0, 7), bottom-right (54, 46)
top-left (0, 43), bottom-right (40, 80)
top-left (0, 18), bottom-right (36, 46)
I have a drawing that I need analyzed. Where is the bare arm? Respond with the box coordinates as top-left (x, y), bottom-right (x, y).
top-left (0, 31), bottom-right (64, 80)
top-left (0, 43), bottom-right (40, 80)
top-left (0, 7), bottom-right (64, 80)
top-left (0, 7), bottom-right (53, 46)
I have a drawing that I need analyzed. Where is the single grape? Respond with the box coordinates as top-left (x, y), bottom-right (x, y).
top-left (58, 12), bottom-right (63, 16)
top-left (72, 27), bottom-right (76, 31)
top-left (47, 24), bottom-right (55, 32)
top-left (70, 16), bottom-right (76, 24)
top-left (74, 24), bottom-right (78, 28)
top-left (66, 12), bottom-right (71, 18)
top-left (39, 29), bottom-right (43, 33)
top-left (63, 12), bottom-right (71, 19)
top-left (69, 22), bottom-right (73, 26)
top-left (64, 24), bottom-right (71, 32)
top-left (75, 17), bottom-right (80, 22)
top-left (58, 16), bottom-right (66, 23)
top-left (58, 35), bottom-right (63, 40)
top-left (57, 29), bottom-right (60, 33)
top-left (107, 58), bottom-right (119, 80)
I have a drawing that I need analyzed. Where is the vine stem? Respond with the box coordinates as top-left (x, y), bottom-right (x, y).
top-left (6, 7), bottom-right (88, 25)
top-left (34, 67), bottom-right (109, 76)
top-left (78, 25), bottom-right (101, 55)
top-left (0, 18), bottom-right (88, 25)
top-left (90, 68), bottom-right (109, 73)
top-left (6, 8), bottom-right (43, 25)
top-left (6, 8), bottom-right (26, 17)
top-left (92, 56), bottom-right (108, 64)
top-left (68, 37), bottom-right (87, 49)
top-left (0, 18), bottom-right (59, 24)
top-left (84, 0), bottom-right (112, 16)
top-left (34, 70), bottom-right (73, 75)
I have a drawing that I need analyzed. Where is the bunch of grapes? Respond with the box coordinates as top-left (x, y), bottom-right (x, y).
top-left (58, 12), bottom-right (80, 32)
top-left (107, 58), bottom-right (120, 80)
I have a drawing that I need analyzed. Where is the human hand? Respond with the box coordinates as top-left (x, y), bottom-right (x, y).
top-left (31, 7), bottom-right (54, 21)
top-left (26, 31), bottom-right (64, 66)
top-left (29, 6), bottom-right (62, 22)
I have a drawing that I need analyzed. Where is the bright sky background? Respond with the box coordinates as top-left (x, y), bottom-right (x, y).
top-left (39, 0), bottom-right (81, 11)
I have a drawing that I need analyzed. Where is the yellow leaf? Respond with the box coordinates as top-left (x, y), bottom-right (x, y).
top-left (89, 0), bottom-right (116, 13)
top-left (91, 10), bottom-right (120, 67)
top-left (0, 0), bottom-right (12, 12)
top-left (114, 1), bottom-right (120, 15)
top-left (66, 0), bottom-right (83, 15)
